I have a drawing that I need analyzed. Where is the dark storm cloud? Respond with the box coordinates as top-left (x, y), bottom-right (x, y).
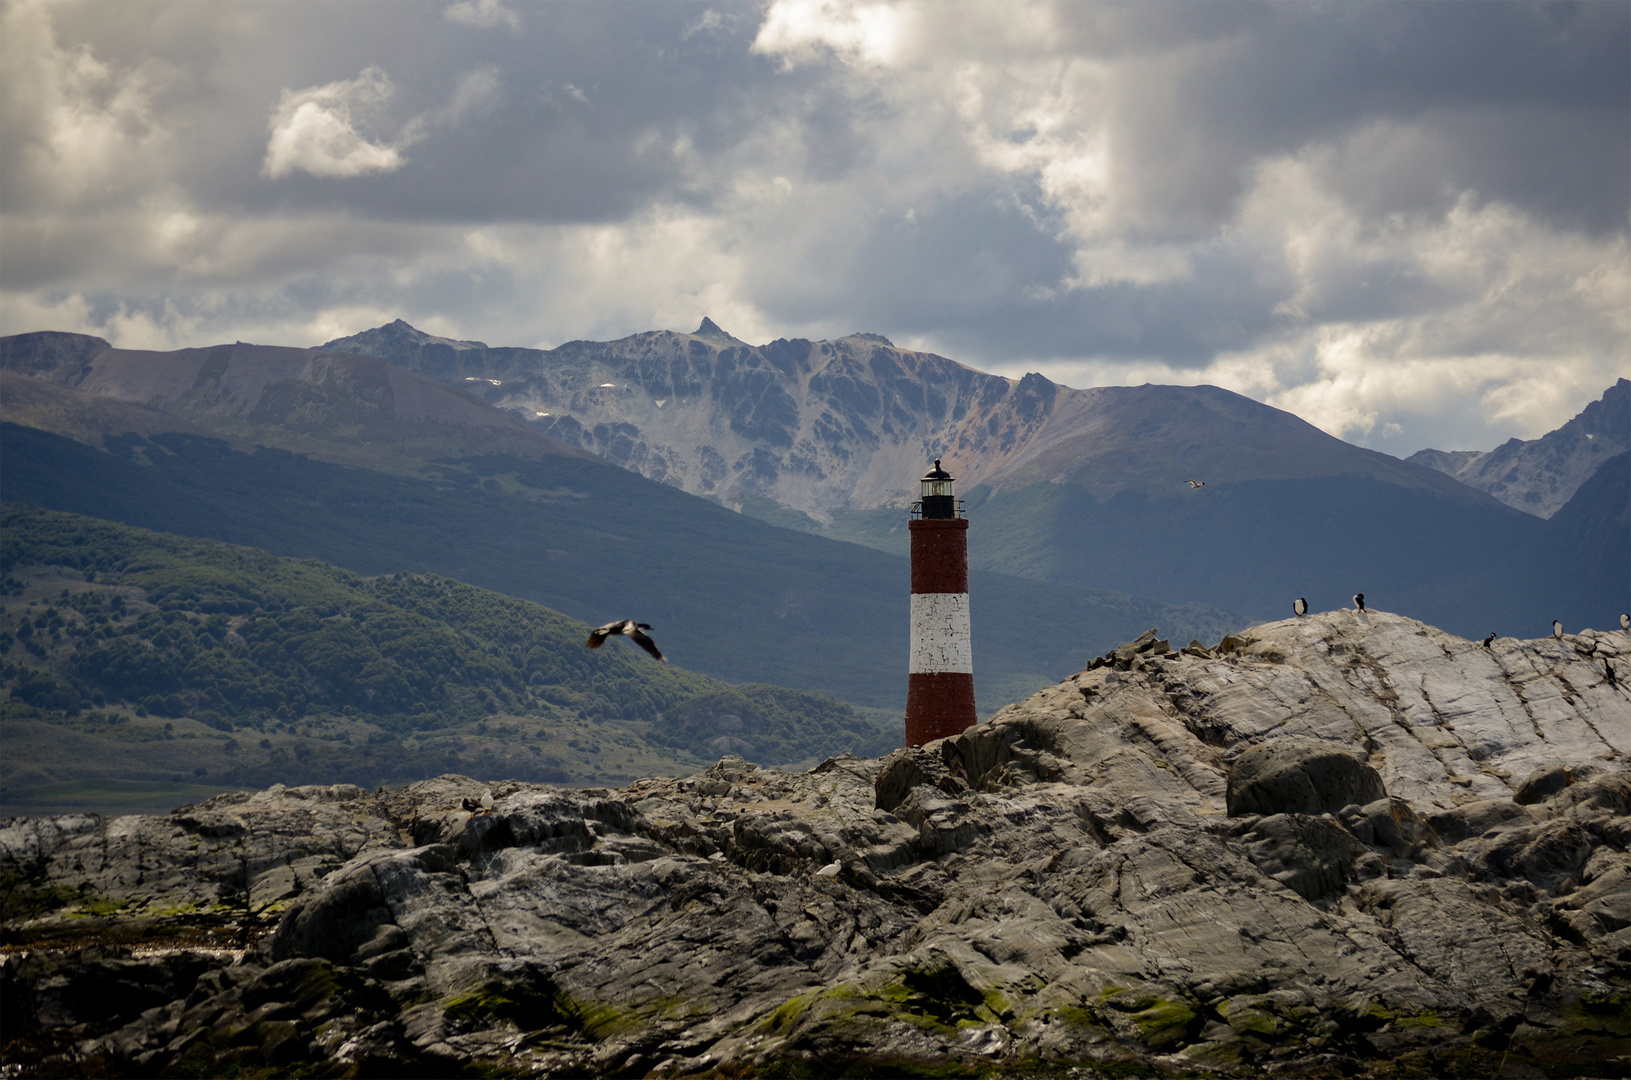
top-left (1092, 1), bottom-right (1629, 236)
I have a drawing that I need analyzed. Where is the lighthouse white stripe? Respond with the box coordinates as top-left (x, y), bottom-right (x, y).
top-left (909, 592), bottom-right (972, 673)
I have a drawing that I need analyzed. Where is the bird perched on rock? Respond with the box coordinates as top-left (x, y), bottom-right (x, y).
top-left (1293, 598), bottom-right (1307, 616)
top-left (815, 861), bottom-right (841, 878)
top-left (1553, 620), bottom-right (1564, 639)
top-left (1482, 633), bottom-right (1497, 648)
top-left (586, 620), bottom-right (666, 661)
top-left (461, 791), bottom-right (495, 814)
top-left (1353, 594), bottom-right (1366, 612)
top-left (1185, 480), bottom-right (1207, 489)
top-left (1621, 613), bottom-right (1629, 632)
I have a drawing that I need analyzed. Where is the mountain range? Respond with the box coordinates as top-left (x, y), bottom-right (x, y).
top-left (322, 319), bottom-right (1625, 634)
top-left (0, 332), bottom-right (1243, 720)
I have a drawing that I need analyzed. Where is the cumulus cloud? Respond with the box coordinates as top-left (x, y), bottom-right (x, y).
top-left (0, 1), bottom-right (170, 205)
top-left (262, 66), bottom-right (406, 180)
top-left (744, 0), bottom-right (1629, 449)
top-left (444, 0), bottom-right (520, 32)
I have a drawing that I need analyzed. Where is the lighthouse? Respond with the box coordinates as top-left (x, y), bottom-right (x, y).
top-left (905, 459), bottom-right (976, 745)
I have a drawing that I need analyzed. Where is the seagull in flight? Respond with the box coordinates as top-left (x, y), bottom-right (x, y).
top-left (586, 619), bottom-right (667, 661)
top-left (1185, 480), bottom-right (1207, 489)
top-left (1293, 598), bottom-right (1307, 617)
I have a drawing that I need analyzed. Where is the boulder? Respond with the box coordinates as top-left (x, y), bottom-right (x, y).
top-left (1515, 764), bottom-right (1573, 804)
top-left (1226, 739), bottom-right (1387, 817)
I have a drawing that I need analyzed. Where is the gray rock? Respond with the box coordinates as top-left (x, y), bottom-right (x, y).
top-left (1515, 764), bottom-right (1574, 804)
top-left (1226, 740), bottom-right (1387, 817)
top-left (5, 612), bottom-right (1628, 1078)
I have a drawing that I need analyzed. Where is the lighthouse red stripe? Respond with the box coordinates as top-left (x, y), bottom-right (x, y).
top-left (909, 519), bottom-right (969, 593)
top-left (906, 672), bottom-right (977, 744)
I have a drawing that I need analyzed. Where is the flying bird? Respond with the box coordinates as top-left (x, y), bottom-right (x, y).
top-left (1552, 620), bottom-right (1564, 640)
top-left (1482, 633), bottom-right (1496, 648)
top-left (586, 619), bottom-right (666, 661)
top-left (1293, 598), bottom-right (1307, 617)
top-left (1185, 480), bottom-right (1207, 489)
top-left (1353, 594), bottom-right (1366, 612)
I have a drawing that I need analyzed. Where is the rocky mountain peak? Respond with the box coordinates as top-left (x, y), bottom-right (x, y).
top-left (692, 316), bottom-right (740, 342)
top-left (1409, 377), bottom-right (1629, 517)
top-left (324, 318), bottom-right (488, 357)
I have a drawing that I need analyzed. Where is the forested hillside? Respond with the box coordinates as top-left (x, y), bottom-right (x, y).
top-left (0, 505), bottom-right (884, 813)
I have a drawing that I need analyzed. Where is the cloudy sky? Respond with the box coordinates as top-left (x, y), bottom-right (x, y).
top-left (2, 0), bottom-right (1626, 454)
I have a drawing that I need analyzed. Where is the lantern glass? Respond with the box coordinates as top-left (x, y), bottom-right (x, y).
top-left (922, 478), bottom-right (954, 498)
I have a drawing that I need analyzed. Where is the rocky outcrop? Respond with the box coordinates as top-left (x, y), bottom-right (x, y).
top-left (3, 612), bottom-right (1627, 1077)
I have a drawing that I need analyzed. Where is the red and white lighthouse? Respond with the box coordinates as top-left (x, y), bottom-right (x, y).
top-left (905, 459), bottom-right (976, 746)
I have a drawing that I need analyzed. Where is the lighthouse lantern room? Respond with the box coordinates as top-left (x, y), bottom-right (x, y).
top-left (905, 459), bottom-right (976, 745)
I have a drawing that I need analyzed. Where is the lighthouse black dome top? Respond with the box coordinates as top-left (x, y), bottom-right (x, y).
top-left (918, 459), bottom-right (962, 519)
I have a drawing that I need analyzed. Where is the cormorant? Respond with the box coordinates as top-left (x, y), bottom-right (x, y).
top-left (586, 619), bottom-right (666, 661)
top-left (1482, 633), bottom-right (1496, 648)
top-left (1353, 594), bottom-right (1366, 612)
top-left (1553, 620), bottom-right (1564, 640)
top-left (1293, 598), bottom-right (1307, 616)
top-left (1622, 613), bottom-right (1629, 632)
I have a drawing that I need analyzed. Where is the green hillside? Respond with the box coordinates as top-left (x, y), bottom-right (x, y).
top-left (0, 505), bottom-right (886, 814)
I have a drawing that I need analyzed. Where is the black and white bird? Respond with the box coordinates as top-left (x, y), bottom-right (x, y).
top-left (586, 619), bottom-right (667, 661)
top-left (1185, 480), bottom-right (1207, 489)
top-left (1621, 613), bottom-right (1629, 632)
top-left (1353, 593), bottom-right (1366, 612)
top-left (1293, 598), bottom-right (1307, 617)
top-left (461, 791), bottom-right (495, 814)
top-left (1552, 620), bottom-right (1564, 640)
top-left (1482, 632), bottom-right (1497, 648)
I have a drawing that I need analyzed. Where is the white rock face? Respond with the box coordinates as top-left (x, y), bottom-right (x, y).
top-left (1051, 610), bottom-right (1628, 814)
